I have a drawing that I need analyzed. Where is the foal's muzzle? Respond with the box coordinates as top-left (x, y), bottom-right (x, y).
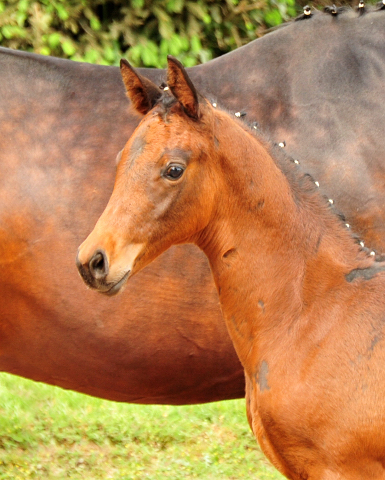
top-left (76, 249), bottom-right (110, 291)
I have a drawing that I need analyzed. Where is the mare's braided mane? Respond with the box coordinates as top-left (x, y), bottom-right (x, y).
top-left (269, 2), bottom-right (385, 30)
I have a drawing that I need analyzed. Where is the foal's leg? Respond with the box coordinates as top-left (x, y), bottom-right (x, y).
top-left (245, 375), bottom-right (293, 478)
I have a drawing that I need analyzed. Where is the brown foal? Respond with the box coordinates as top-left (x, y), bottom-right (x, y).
top-left (77, 58), bottom-right (385, 479)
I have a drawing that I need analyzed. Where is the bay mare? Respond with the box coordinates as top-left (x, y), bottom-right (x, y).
top-left (78, 56), bottom-right (385, 479)
top-left (2, 7), bottom-right (385, 403)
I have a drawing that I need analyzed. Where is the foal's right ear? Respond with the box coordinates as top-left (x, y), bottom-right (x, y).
top-left (167, 56), bottom-right (199, 120)
top-left (120, 59), bottom-right (162, 115)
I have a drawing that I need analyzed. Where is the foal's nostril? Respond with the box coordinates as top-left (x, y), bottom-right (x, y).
top-left (89, 250), bottom-right (109, 280)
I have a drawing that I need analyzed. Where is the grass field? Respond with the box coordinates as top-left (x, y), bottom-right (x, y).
top-left (0, 373), bottom-right (284, 479)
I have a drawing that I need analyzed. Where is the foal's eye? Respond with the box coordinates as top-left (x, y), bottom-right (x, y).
top-left (164, 164), bottom-right (185, 181)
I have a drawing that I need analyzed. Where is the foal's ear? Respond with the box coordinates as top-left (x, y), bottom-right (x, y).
top-left (167, 56), bottom-right (199, 120)
top-left (120, 59), bottom-right (162, 115)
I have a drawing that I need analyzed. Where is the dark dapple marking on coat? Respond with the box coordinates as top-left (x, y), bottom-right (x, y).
top-left (258, 301), bottom-right (265, 314)
top-left (346, 264), bottom-right (385, 282)
top-left (256, 361), bottom-right (270, 392)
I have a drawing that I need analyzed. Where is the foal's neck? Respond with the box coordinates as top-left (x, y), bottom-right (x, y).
top-left (196, 112), bottom-right (373, 368)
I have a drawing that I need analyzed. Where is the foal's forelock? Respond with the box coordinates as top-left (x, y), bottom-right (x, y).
top-left (154, 93), bottom-right (178, 121)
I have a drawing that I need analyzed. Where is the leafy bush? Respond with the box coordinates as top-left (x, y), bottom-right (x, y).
top-left (0, 0), bottom-right (297, 66)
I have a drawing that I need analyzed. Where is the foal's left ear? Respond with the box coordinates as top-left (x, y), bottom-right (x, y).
top-left (120, 59), bottom-right (162, 115)
top-left (167, 56), bottom-right (199, 120)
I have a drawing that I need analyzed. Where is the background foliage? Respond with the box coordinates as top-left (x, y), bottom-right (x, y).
top-left (0, 0), bottom-right (298, 67)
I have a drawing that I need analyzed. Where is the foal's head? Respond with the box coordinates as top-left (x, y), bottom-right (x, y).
top-left (77, 57), bottom-right (222, 295)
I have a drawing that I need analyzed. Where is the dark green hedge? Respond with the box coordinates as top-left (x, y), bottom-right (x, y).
top-left (0, 0), bottom-right (298, 66)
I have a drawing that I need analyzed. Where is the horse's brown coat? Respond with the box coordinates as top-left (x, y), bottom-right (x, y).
top-left (77, 55), bottom-right (385, 478)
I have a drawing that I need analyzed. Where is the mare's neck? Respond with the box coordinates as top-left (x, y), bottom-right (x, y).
top-left (196, 113), bottom-right (373, 369)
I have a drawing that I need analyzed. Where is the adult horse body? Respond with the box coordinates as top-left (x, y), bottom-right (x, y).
top-left (77, 57), bottom-right (385, 479)
top-left (0, 48), bottom-right (243, 404)
top-left (3, 8), bottom-right (385, 404)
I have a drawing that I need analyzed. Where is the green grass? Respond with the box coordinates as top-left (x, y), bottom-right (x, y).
top-left (0, 373), bottom-right (284, 479)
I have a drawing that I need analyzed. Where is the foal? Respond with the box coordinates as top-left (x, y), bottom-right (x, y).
top-left (77, 58), bottom-right (385, 479)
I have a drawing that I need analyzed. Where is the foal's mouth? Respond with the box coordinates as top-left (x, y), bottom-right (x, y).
top-left (103, 270), bottom-right (131, 296)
